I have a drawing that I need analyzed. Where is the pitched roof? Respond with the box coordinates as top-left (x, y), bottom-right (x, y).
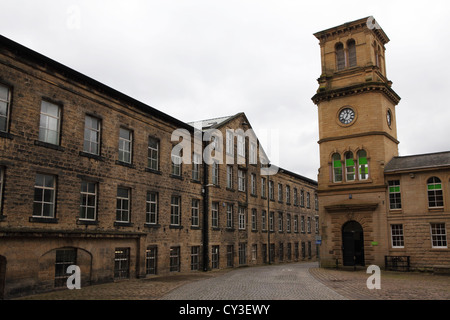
top-left (188, 115), bottom-right (234, 129)
top-left (384, 151), bottom-right (450, 173)
top-left (187, 113), bottom-right (245, 130)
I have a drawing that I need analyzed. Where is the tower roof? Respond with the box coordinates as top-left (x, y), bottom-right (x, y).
top-left (313, 16), bottom-right (390, 45)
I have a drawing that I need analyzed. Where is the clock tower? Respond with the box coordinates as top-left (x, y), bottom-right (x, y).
top-left (312, 17), bottom-right (401, 267)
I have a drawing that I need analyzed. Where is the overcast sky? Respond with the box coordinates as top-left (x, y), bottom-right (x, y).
top-left (1, 0), bottom-right (450, 180)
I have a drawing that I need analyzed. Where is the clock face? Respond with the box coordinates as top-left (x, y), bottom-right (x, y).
top-left (339, 108), bottom-right (355, 125)
top-left (387, 110), bottom-right (392, 127)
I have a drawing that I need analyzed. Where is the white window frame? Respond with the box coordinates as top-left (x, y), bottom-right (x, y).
top-left (211, 245), bottom-right (219, 269)
top-left (238, 206), bottom-right (246, 230)
top-left (118, 128), bottom-right (132, 163)
top-left (191, 199), bottom-right (199, 227)
top-left (211, 202), bottom-right (219, 228)
top-left (391, 224), bottom-right (404, 248)
top-left (251, 173), bottom-right (256, 195)
top-left (227, 165), bottom-right (233, 189)
top-left (39, 100), bottom-right (61, 145)
top-left (300, 190), bottom-right (305, 207)
top-left (261, 210), bottom-right (267, 231)
top-left (388, 180), bottom-right (402, 210)
top-left (171, 154), bottom-right (182, 176)
top-left (306, 192), bottom-right (311, 208)
top-left (80, 181), bottom-right (97, 221)
top-left (269, 211), bottom-right (274, 231)
top-left (212, 161), bottom-right (219, 185)
top-left (287, 213), bottom-right (291, 233)
top-left (146, 192), bottom-right (158, 224)
top-left (147, 137), bottom-right (159, 171)
top-left (84, 115), bottom-right (101, 155)
top-left (238, 169), bottom-right (246, 192)
top-left (307, 216), bottom-right (311, 233)
top-left (192, 153), bottom-right (200, 181)
top-left (33, 174), bottom-right (56, 218)
top-left (261, 177), bottom-right (266, 198)
top-left (278, 212), bottom-right (283, 232)
top-left (431, 223), bottom-right (447, 248)
top-left (0, 84), bottom-right (11, 133)
top-left (269, 181), bottom-right (274, 200)
top-left (116, 187), bottom-right (130, 223)
top-left (170, 196), bottom-right (181, 226)
top-left (251, 208), bottom-right (257, 230)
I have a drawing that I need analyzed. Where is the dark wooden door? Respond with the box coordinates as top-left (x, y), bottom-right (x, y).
top-left (342, 232), bottom-right (356, 266)
top-left (342, 221), bottom-right (365, 266)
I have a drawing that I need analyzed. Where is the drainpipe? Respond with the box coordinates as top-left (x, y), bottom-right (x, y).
top-left (202, 137), bottom-right (209, 272)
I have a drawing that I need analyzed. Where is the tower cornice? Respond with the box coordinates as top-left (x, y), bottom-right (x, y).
top-left (311, 81), bottom-right (401, 106)
top-left (313, 16), bottom-right (390, 46)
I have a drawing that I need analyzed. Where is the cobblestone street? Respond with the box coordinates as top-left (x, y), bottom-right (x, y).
top-left (161, 262), bottom-right (345, 300)
top-left (15, 261), bottom-right (450, 300)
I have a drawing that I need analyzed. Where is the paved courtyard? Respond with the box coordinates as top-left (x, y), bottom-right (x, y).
top-left (15, 261), bottom-right (450, 300)
top-left (161, 262), bottom-right (345, 300)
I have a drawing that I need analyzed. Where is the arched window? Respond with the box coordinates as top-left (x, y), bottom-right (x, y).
top-left (357, 150), bottom-right (369, 180)
top-left (345, 152), bottom-right (355, 181)
top-left (427, 177), bottom-right (444, 207)
top-left (336, 43), bottom-right (345, 71)
top-left (332, 153), bottom-right (343, 182)
top-left (347, 39), bottom-right (356, 67)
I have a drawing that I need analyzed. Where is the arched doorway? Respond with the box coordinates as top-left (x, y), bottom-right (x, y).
top-left (0, 255), bottom-right (6, 300)
top-left (342, 221), bottom-right (365, 266)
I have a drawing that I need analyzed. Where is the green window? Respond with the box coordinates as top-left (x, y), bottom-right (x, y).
top-left (332, 153), bottom-right (342, 182)
top-left (388, 180), bottom-right (402, 209)
top-left (345, 152), bottom-right (355, 181)
top-left (357, 150), bottom-right (369, 180)
top-left (427, 177), bottom-right (443, 207)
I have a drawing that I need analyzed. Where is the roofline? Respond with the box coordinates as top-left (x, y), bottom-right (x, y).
top-left (385, 164), bottom-right (450, 175)
top-left (277, 167), bottom-right (318, 186)
top-left (389, 150), bottom-right (450, 160)
top-left (0, 34), bottom-right (193, 132)
top-left (188, 112), bottom-right (246, 130)
top-left (384, 150), bottom-right (450, 174)
top-left (313, 16), bottom-right (390, 45)
top-left (210, 112), bottom-right (247, 129)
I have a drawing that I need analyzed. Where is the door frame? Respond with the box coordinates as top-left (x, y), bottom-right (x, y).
top-left (342, 220), bottom-right (365, 266)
